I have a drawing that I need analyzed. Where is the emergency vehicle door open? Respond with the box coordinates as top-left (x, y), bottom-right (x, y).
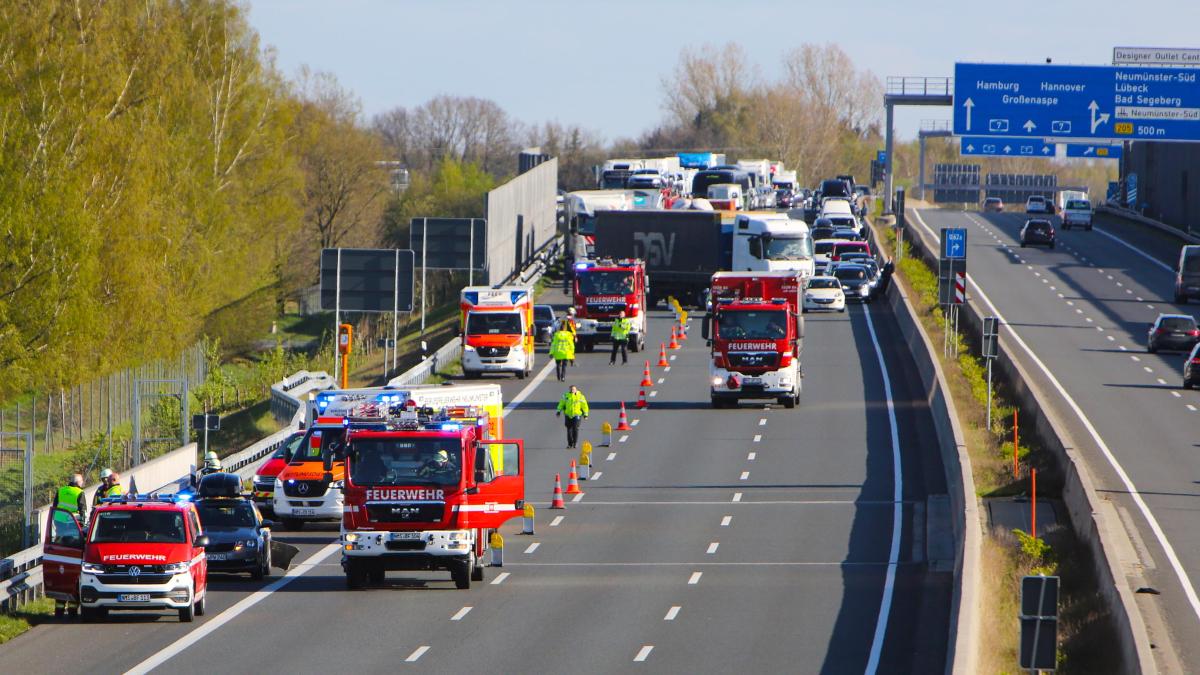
top-left (43, 507), bottom-right (84, 602)
top-left (465, 440), bottom-right (524, 529)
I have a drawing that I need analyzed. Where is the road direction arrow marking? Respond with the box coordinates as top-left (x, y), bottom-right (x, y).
top-left (963, 98), bottom-right (974, 130)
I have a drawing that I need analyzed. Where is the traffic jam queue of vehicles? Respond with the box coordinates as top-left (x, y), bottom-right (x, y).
top-left (703, 271), bottom-right (805, 409)
top-left (43, 493), bottom-right (209, 622)
top-left (334, 398), bottom-right (524, 590)
top-left (459, 286), bottom-right (536, 379)
top-left (572, 258), bottom-right (649, 352)
top-left (272, 385), bottom-right (504, 531)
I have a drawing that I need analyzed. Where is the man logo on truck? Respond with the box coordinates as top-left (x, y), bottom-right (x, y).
top-left (633, 232), bottom-right (676, 267)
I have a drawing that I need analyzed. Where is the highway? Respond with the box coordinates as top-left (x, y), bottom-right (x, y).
top-left (0, 287), bottom-right (952, 673)
top-left (908, 206), bottom-right (1200, 667)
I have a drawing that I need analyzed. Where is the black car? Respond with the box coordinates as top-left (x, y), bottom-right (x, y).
top-left (533, 304), bottom-right (556, 344)
top-left (775, 189), bottom-right (795, 208)
top-left (1020, 219), bottom-right (1055, 249)
top-left (196, 474), bottom-right (272, 579)
top-left (1185, 342), bottom-right (1200, 389)
top-left (833, 263), bottom-right (873, 302)
top-left (811, 224), bottom-right (838, 241)
top-left (1147, 314), bottom-right (1200, 353)
top-left (832, 227), bottom-right (862, 242)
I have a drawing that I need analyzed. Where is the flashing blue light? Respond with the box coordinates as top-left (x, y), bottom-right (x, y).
top-left (440, 423), bottom-right (462, 431)
top-left (175, 493), bottom-right (192, 502)
top-left (574, 262), bottom-right (591, 270)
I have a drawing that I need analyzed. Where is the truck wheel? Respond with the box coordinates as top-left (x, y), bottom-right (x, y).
top-left (516, 368), bottom-right (527, 380)
top-left (345, 562), bottom-right (368, 590)
top-left (179, 599), bottom-right (195, 623)
top-left (471, 564), bottom-right (485, 582)
top-left (452, 560), bottom-right (471, 589)
top-left (782, 394), bottom-right (797, 409)
top-left (195, 594), bottom-right (206, 616)
top-left (282, 518), bottom-right (304, 531)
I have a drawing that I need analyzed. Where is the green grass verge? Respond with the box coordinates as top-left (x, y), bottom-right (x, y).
top-left (0, 597), bottom-right (55, 644)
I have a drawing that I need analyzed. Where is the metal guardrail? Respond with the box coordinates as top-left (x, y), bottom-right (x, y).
top-left (0, 370), bottom-right (335, 611)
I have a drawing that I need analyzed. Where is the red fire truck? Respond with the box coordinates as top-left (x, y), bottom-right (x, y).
top-left (702, 271), bottom-right (805, 409)
top-left (334, 404), bottom-right (524, 589)
top-left (572, 258), bottom-right (649, 352)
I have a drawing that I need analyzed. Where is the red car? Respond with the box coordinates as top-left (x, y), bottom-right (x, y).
top-left (831, 240), bottom-right (871, 261)
top-left (43, 494), bottom-right (209, 622)
top-left (252, 431), bottom-right (304, 514)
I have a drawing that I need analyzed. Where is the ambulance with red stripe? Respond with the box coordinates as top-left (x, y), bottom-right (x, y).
top-left (335, 395), bottom-right (523, 589)
top-left (272, 384), bottom-right (503, 530)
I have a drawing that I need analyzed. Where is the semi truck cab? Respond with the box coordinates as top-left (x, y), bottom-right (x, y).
top-left (573, 258), bottom-right (648, 352)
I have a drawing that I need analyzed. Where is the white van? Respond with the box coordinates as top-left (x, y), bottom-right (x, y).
top-left (707, 183), bottom-right (744, 211)
top-left (820, 198), bottom-right (854, 217)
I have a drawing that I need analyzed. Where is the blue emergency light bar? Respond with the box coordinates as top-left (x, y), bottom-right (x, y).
top-left (99, 492), bottom-right (191, 504)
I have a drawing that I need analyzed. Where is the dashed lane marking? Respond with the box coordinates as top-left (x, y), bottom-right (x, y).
top-left (631, 419), bottom-right (640, 427)
top-left (606, 452), bottom-right (617, 461)
top-left (619, 435), bottom-right (629, 443)
top-left (706, 542), bottom-right (720, 554)
top-left (732, 492), bottom-right (742, 502)
top-left (491, 572), bottom-right (510, 585)
top-left (405, 646), bottom-right (430, 662)
top-left (747, 452), bottom-right (756, 461)
top-left (721, 516), bottom-right (732, 527)
top-left (657, 377), bottom-right (664, 384)
top-left (1158, 379), bottom-right (1168, 385)
top-left (1172, 392), bottom-right (1182, 398)
top-left (739, 471), bottom-right (750, 480)
top-left (688, 572), bottom-right (702, 585)
top-left (550, 516), bottom-right (564, 527)
top-left (1189, 405), bottom-right (1198, 412)
top-left (572, 493), bottom-right (584, 503)
top-left (634, 646), bottom-right (654, 662)
top-left (758, 418), bottom-right (767, 426)
top-left (451, 607), bottom-right (472, 621)
top-left (649, 391), bottom-right (658, 398)
top-left (525, 543), bottom-right (540, 554)
top-left (591, 471), bottom-right (602, 481)
top-left (664, 606), bottom-right (681, 621)
top-left (753, 434), bottom-right (762, 442)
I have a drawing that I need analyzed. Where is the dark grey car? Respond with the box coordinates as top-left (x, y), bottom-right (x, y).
top-left (533, 304), bottom-right (556, 344)
top-left (833, 264), bottom-right (873, 303)
top-left (196, 496), bottom-right (272, 579)
top-left (1148, 314), bottom-right (1200, 353)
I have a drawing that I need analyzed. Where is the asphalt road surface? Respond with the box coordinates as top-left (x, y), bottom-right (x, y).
top-left (908, 206), bottom-right (1200, 668)
top-left (1, 287), bottom-right (952, 674)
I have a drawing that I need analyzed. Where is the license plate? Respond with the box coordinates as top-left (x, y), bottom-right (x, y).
top-left (744, 377), bottom-right (762, 385)
top-left (119, 593), bottom-right (151, 602)
top-left (207, 553), bottom-right (228, 561)
top-left (293, 508), bottom-right (317, 516)
top-left (391, 532), bottom-right (422, 541)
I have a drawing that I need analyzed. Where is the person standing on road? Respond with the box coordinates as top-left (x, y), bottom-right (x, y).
top-left (95, 468), bottom-right (118, 503)
top-left (564, 308), bottom-right (578, 367)
top-left (549, 325), bottom-right (576, 381)
top-left (555, 385), bottom-right (589, 449)
top-left (609, 311), bottom-right (632, 365)
top-left (52, 473), bottom-right (88, 524)
top-left (879, 257), bottom-right (895, 293)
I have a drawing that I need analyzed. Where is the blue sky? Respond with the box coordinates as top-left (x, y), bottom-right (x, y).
top-left (247, 0), bottom-right (1199, 142)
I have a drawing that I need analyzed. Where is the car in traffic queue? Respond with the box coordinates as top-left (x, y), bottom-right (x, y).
top-left (252, 431), bottom-right (304, 514)
top-left (810, 221), bottom-right (837, 241)
top-left (1025, 195), bottom-right (1050, 214)
top-left (1175, 245), bottom-right (1200, 304)
top-left (533, 304), bottom-right (557, 344)
top-left (832, 263), bottom-right (873, 302)
top-left (1184, 342), bottom-right (1200, 389)
top-left (1020, 219), bottom-right (1056, 249)
top-left (982, 197), bottom-right (1004, 212)
top-left (1147, 314), bottom-right (1200, 353)
top-left (195, 473), bottom-right (273, 580)
top-left (42, 493), bottom-right (209, 622)
top-left (831, 240), bottom-right (871, 261)
top-left (802, 276), bottom-right (846, 313)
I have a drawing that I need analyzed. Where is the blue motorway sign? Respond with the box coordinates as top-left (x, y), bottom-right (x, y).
top-left (942, 228), bottom-right (967, 260)
top-left (1064, 143), bottom-right (1122, 159)
top-left (960, 136), bottom-right (1054, 157)
top-left (954, 62), bottom-right (1200, 141)
top-left (876, 150), bottom-right (887, 164)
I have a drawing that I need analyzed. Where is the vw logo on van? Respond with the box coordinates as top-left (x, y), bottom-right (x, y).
top-left (128, 566), bottom-right (141, 577)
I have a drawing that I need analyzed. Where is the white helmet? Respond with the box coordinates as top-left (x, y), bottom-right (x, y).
top-left (567, 307), bottom-right (576, 315)
top-left (100, 468), bottom-right (114, 479)
top-left (203, 451), bottom-right (221, 471)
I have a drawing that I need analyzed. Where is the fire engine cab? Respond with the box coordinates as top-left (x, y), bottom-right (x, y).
top-left (42, 493), bottom-right (209, 622)
top-left (335, 402), bottom-right (524, 589)
top-left (572, 258), bottom-right (649, 352)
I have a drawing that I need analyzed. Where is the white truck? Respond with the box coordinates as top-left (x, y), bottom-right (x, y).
top-left (731, 213), bottom-right (815, 278)
top-left (1059, 190), bottom-right (1092, 231)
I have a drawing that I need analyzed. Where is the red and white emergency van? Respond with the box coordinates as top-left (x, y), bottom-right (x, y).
top-left (43, 494), bottom-right (209, 622)
top-left (459, 286), bottom-right (535, 379)
top-left (703, 271), bottom-right (805, 408)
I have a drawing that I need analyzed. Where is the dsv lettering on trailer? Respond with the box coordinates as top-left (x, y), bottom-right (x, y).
top-left (633, 232), bottom-right (676, 267)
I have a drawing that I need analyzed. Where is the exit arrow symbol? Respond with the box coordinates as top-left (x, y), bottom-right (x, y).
top-left (966, 144), bottom-right (975, 152)
top-left (963, 98), bottom-right (974, 131)
top-left (1042, 146), bottom-right (1051, 154)
top-left (1003, 145), bottom-right (1012, 154)
top-left (1088, 101), bottom-right (1110, 134)
top-left (1023, 120), bottom-right (1037, 133)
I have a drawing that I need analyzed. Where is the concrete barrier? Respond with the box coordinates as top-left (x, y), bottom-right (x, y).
top-left (905, 212), bottom-right (1158, 674)
top-left (1097, 204), bottom-right (1200, 245)
top-left (869, 219), bottom-right (980, 675)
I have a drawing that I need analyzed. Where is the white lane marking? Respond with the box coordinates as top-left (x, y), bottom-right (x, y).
top-left (914, 207), bottom-right (1200, 629)
top-left (1050, 285), bottom-right (1057, 291)
top-left (649, 391), bottom-right (658, 398)
top-left (739, 471), bottom-right (750, 480)
top-left (753, 434), bottom-right (762, 443)
top-left (1057, 293), bottom-right (1065, 298)
top-left (1107, 275), bottom-right (1114, 280)
top-left (405, 646), bottom-right (430, 662)
top-left (572, 493), bottom-right (584, 503)
top-left (1148, 305), bottom-right (1156, 310)
top-left (504, 359), bottom-right (557, 416)
top-left (1094, 226), bottom-right (1174, 272)
top-left (732, 492), bottom-right (742, 502)
top-left (123, 543), bottom-right (341, 674)
top-left (1127, 289), bottom-right (1133, 294)
top-left (1158, 378), bottom-right (1168, 385)
top-left (631, 419), bottom-right (640, 427)
top-left (1189, 405), bottom-right (1198, 412)
top-left (634, 646), bottom-right (654, 662)
top-left (619, 435), bottom-right (629, 443)
top-left (1034, 271), bottom-right (1041, 277)
top-left (451, 606), bottom-right (473, 621)
top-left (1097, 326), bottom-right (1104, 331)
top-left (592, 471), bottom-right (602, 481)
top-left (491, 572), bottom-right (510, 585)
top-left (664, 606), bottom-right (681, 621)
top-left (1131, 355), bottom-right (1140, 362)
top-left (706, 542), bottom-right (719, 554)
top-left (1117, 281), bottom-right (1123, 286)
top-left (721, 516), bottom-right (732, 527)
top-left (1144, 366), bottom-right (1154, 374)
top-left (747, 452), bottom-right (756, 461)
top-left (1119, 345), bottom-right (1128, 351)
top-left (1137, 296), bottom-right (1145, 302)
top-left (1107, 335), bottom-right (1115, 341)
top-left (1075, 308), bottom-right (1083, 314)
top-left (606, 452), bottom-right (617, 461)
top-left (664, 365), bottom-right (672, 372)
top-left (1027, 265), bottom-right (1034, 270)
top-left (758, 418), bottom-right (767, 426)
top-left (669, 355), bottom-right (676, 361)
top-left (1041, 278), bottom-right (1048, 283)
top-left (550, 516), bottom-right (564, 527)
top-left (1066, 300), bottom-right (1075, 306)
top-left (861, 300), bottom-right (905, 675)
top-left (688, 572), bottom-right (702, 585)
top-left (657, 377), bottom-right (664, 384)
top-left (1086, 318), bottom-right (1094, 323)
top-left (525, 542), bottom-right (540, 554)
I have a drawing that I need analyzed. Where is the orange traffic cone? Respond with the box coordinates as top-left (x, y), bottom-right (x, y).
top-left (616, 402), bottom-right (632, 431)
top-left (669, 325), bottom-right (681, 350)
top-left (641, 361), bottom-right (653, 387)
top-left (636, 388), bottom-right (648, 409)
top-left (550, 473), bottom-right (566, 509)
top-left (657, 343), bottom-right (669, 367)
top-left (678, 322), bottom-right (688, 340)
top-left (566, 460), bottom-right (582, 494)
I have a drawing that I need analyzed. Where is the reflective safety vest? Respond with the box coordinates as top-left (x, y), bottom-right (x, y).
top-left (107, 483), bottom-right (125, 498)
top-left (564, 317), bottom-right (577, 336)
top-left (557, 391), bottom-right (589, 418)
top-left (549, 330), bottom-right (575, 360)
top-left (57, 485), bottom-right (84, 513)
top-left (611, 317), bottom-right (632, 340)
